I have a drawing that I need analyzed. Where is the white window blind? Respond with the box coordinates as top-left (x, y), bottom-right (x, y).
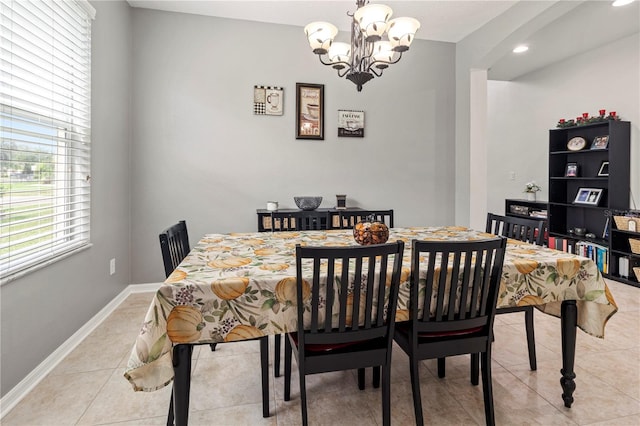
top-left (0, 0), bottom-right (95, 281)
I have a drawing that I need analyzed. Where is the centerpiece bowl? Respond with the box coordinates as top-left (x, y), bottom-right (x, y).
top-left (353, 216), bottom-right (389, 245)
top-left (294, 196), bottom-right (322, 211)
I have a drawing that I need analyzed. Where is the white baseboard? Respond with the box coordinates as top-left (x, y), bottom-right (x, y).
top-left (0, 283), bottom-right (162, 419)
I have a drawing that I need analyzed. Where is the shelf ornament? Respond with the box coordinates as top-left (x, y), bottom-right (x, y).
top-left (524, 181), bottom-right (541, 201)
top-left (557, 109), bottom-right (621, 128)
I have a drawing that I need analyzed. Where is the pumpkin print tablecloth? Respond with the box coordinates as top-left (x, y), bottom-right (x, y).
top-left (124, 227), bottom-right (617, 392)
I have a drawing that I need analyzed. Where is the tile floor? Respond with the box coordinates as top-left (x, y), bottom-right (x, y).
top-left (2, 279), bottom-right (639, 425)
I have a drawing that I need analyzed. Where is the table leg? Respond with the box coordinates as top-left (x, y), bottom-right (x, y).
top-left (172, 344), bottom-right (193, 426)
top-left (560, 300), bottom-right (577, 408)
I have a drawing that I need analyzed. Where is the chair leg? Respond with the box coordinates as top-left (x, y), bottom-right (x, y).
top-left (409, 356), bottom-right (424, 426)
top-left (166, 391), bottom-right (174, 426)
top-left (437, 357), bottom-right (446, 378)
top-left (260, 337), bottom-right (269, 417)
top-left (481, 350), bottom-right (496, 426)
top-left (470, 353), bottom-right (479, 386)
top-left (373, 366), bottom-right (381, 388)
top-left (209, 343), bottom-right (217, 352)
top-left (299, 365), bottom-right (308, 426)
top-left (382, 363), bottom-right (391, 426)
top-left (525, 307), bottom-right (537, 371)
top-left (274, 334), bottom-right (281, 377)
top-left (284, 336), bottom-right (292, 401)
top-left (358, 368), bottom-right (365, 390)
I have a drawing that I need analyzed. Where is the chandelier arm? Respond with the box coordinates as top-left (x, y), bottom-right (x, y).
top-left (318, 54), bottom-right (354, 72)
top-left (368, 66), bottom-right (383, 77)
top-left (336, 67), bottom-right (351, 78)
top-left (316, 54), bottom-right (334, 66)
top-left (367, 51), bottom-right (404, 72)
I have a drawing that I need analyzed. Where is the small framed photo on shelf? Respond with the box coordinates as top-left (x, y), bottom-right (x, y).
top-left (565, 162), bottom-right (578, 177)
top-left (597, 161), bottom-right (609, 176)
top-left (573, 187), bottom-right (604, 206)
top-left (590, 135), bottom-right (609, 150)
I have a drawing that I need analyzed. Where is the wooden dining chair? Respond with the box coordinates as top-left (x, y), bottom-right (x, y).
top-left (334, 209), bottom-right (394, 229)
top-left (284, 241), bottom-right (405, 426)
top-left (270, 209), bottom-right (330, 377)
top-left (159, 220), bottom-right (191, 278)
top-left (159, 221), bottom-right (270, 423)
top-left (488, 213), bottom-right (543, 368)
top-left (486, 213), bottom-right (545, 246)
top-left (437, 213), bottom-right (544, 385)
top-left (394, 237), bottom-right (507, 426)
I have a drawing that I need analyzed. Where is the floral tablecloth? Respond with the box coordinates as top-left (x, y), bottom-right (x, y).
top-left (124, 227), bottom-right (617, 392)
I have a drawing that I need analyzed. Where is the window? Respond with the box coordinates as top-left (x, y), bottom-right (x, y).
top-left (1, 0), bottom-right (95, 281)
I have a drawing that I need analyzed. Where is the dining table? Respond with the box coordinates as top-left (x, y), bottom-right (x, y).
top-left (124, 226), bottom-right (618, 425)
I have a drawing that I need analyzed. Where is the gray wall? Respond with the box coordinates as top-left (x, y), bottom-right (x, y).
top-left (129, 10), bottom-right (457, 284)
top-left (0, 0), bottom-right (132, 397)
top-left (487, 33), bottom-right (640, 216)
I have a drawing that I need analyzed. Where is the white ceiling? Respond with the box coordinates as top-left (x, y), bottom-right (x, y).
top-left (126, 1), bottom-right (519, 43)
top-left (126, 0), bottom-right (640, 80)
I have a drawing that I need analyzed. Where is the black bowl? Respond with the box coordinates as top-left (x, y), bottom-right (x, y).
top-left (294, 196), bottom-right (322, 211)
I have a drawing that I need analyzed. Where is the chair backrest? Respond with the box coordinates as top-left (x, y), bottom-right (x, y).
top-left (486, 213), bottom-right (545, 246)
top-left (295, 241), bottom-right (405, 349)
top-left (409, 237), bottom-right (507, 336)
top-left (335, 209), bottom-right (394, 229)
top-left (271, 211), bottom-right (330, 231)
top-left (159, 220), bottom-right (190, 278)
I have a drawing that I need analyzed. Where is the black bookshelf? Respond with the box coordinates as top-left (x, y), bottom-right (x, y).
top-left (547, 120), bottom-right (630, 279)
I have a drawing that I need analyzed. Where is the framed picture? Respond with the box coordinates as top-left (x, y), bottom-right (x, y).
top-left (296, 83), bottom-right (324, 140)
top-left (565, 162), bottom-right (578, 177)
top-left (338, 110), bottom-right (364, 137)
top-left (573, 187), bottom-right (603, 206)
top-left (597, 161), bottom-right (609, 176)
top-left (590, 135), bottom-right (609, 150)
top-left (253, 85), bottom-right (283, 116)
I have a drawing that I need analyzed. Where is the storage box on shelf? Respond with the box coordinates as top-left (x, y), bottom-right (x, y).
top-left (547, 120), bottom-right (630, 278)
top-left (608, 209), bottom-right (640, 287)
top-left (505, 199), bottom-right (548, 219)
top-left (505, 199), bottom-right (548, 244)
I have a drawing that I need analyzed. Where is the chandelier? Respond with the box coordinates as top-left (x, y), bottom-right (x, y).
top-left (303, 0), bottom-right (420, 92)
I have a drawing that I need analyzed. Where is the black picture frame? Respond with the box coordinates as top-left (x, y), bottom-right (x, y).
top-left (296, 83), bottom-right (324, 140)
top-left (573, 187), bottom-right (603, 206)
top-left (565, 162), bottom-right (578, 177)
top-left (597, 161), bottom-right (609, 177)
top-left (590, 135), bottom-right (609, 150)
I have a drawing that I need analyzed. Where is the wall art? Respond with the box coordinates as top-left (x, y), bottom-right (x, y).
top-left (338, 110), bottom-right (364, 137)
top-left (254, 85), bottom-right (283, 116)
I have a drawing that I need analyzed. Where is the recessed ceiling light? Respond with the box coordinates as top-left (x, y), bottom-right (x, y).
top-left (513, 45), bottom-right (529, 53)
top-left (612, 0), bottom-right (635, 6)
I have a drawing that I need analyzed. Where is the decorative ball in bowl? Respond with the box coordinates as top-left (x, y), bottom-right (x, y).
top-left (353, 218), bottom-right (389, 246)
top-left (294, 196), bottom-right (322, 211)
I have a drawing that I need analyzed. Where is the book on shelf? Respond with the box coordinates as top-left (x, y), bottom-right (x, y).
top-left (575, 241), bottom-right (609, 274)
top-left (547, 236), bottom-right (575, 254)
top-left (548, 236), bottom-right (609, 274)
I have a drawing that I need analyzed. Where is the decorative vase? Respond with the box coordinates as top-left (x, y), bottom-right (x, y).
top-left (527, 192), bottom-right (536, 201)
